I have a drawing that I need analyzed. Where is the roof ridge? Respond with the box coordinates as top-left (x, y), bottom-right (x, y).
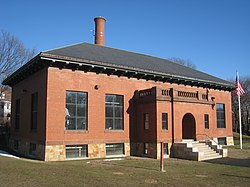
top-left (42, 42), bottom-right (86, 53)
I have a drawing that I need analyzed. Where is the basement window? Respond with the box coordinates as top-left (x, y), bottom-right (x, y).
top-left (218, 137), bottom-right (227, 145)
top-left (66, 145), bottom-right (88, 159)
top-left (106, 143), bottom-right (124, 156)
top-left (13, 140), bottom-right (19, 151)
top-left (29, 143), bottom-right (36, 156)
top-left (164, 143), bottom-right (169, 155)
top-left (144, 143), bottom-right (149, 155)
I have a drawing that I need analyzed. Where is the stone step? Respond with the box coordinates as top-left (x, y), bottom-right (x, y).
top-left (172, 141), bottom-right (225, 161)
top-left (195, 147), bottom-right (212, 152)
top-left (200, 154), bottom-right (222, 161)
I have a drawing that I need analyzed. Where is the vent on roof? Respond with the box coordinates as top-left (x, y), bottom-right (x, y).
top-left (94, 16), bottom-right (106, 46)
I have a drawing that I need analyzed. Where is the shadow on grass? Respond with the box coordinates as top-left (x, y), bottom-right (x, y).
top-left (221, 173), bottom-right (250, 179)
top-left (204, 157), bottom-right (250, 168)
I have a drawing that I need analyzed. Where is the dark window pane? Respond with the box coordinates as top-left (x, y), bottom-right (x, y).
top-left (106, 143), bottom-right (124, 156)
top-left (115, 107), bottom-right (123, 117)
top-left (31, 93), bottom-right (38, 130)
top-left (67, 104), bottom-right (76, 117)
top-left (66, 92), bottom-right (76, 104)
top-left (115, 119), bottom-right (123, 129)
top-left (106, 118), bottom-right (113, 129)
top-left (105, 106), bottom-right (113, 117)
top-left (77, 92), bottom-right (87, 104)
top-left (67, 117), bottom-right (76, 130)
top-left (216, 104), bottom-right (225, 128)
top-left (66, 145), bottom-right (88, 158)
top-left (114, 95), bottom-right (123, 105)
top-left (77, 117), bottom-right (86, 130)
top-left (77, 105), bottom-right (85, 117)
top-left (162, 113), bottom-right (168, 130)
top-left (164, 143), bottom-right (168, 155)
top-left (105, 95), bottom-right (114, 103)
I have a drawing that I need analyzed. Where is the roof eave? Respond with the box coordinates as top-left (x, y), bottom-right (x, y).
top-left (40, 53), bottom-right (234, 91)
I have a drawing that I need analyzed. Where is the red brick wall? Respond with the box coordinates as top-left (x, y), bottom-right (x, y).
top-left (10, 65), bottom-right (233, 153)
top-left (45, 67), bottom-right (233, 146)
top-left (11, 68), bottom-right (47, 143)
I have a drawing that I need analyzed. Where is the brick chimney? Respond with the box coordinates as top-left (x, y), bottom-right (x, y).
top-left (94, 16), bottom-right (106, 46)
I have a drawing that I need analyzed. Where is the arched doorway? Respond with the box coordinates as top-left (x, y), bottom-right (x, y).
top-left (182, 113), bottom-right (196, 139)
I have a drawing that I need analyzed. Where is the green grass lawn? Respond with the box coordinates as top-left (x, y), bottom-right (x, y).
top-left (0, 134), bottom-right (249, 187)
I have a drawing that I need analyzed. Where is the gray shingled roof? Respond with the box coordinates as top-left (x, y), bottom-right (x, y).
top-left (3, 42), bottom-right (234, 90)
top-left (43, 42), bottom-right (232, 86)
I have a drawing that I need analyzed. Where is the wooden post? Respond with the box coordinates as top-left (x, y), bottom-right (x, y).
top-left (160, 142), bottom-right (166, 172)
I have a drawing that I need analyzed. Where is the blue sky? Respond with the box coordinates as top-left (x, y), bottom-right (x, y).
top-left (0, 0), bottom-right (249, 80)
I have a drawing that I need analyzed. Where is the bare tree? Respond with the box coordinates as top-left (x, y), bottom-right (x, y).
top-left (0, 31), bottom-right (36, 86)
top-left (169, 57), bottom-right (196, 69)
top-left (231, 76), bottom-right (250, 135)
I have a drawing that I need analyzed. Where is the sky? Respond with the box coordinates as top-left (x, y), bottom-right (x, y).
top-left (0, 0), bottom-right (249, 81)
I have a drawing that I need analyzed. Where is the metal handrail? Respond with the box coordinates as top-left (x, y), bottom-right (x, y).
top-left (196, 133), bottom-right (220, 147)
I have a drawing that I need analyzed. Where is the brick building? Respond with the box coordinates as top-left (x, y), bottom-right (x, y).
top-left (3, 17), bottom-right (234, 161)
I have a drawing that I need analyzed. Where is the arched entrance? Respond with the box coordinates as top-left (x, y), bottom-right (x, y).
top-left (182, 113), bottom-right (196, 139)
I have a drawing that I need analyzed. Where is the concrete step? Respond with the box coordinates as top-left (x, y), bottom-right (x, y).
top-left (200, 154), bottom-right (222, 161)
top-left (172, 140), bottom-right (225, 161)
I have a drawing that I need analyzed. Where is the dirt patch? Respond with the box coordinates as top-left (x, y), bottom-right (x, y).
top-left (113, 172), bottom-right (124, 175)
top-left (145, 178), bottom-right (158, 184)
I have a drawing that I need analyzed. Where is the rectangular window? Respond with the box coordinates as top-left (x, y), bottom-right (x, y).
top-left (218, 137), bottom-right (227, 145)
top-left (31, 93), bottom-right (38, 130)
top-left (13, 140), bottom-right (19, 150)
top-left (144, 113), bottom-right (149, 130)
top-left (29, 143), bottom-right (36, 156)
top-left (66, 145), bottom-right (88, 159)
top-left (144, 143), bottom-right (149, 155)
top-left (65, 91), bottom-right (88, 130)
top-left (105, 94), bottom-right (124, 130)
top-left (106, 143), bottom-right (124, 156)
top-left (204, 114), bottom-right (209, 129)
top-left (162, 113), bottom-right (168, 130)
top-left (15, 99), bottom-right (20, 130)
top-left (164, 143), bottom-right (168, 155)
top-left (216, 104), bottom-right (226, 128)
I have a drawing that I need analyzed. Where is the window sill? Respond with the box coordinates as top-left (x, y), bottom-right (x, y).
top-left (65, 157), bottom-right (88, 160)
top-left (64, 130), bottom-right (89, 134)
top-left (161, 129), bottom-right (169, 132)
top-left (104, 129), bottom-right (124, 133)
top-left (30, 130), bottom-right (37, 133)
top-left (105, 155), bottom-right (125, 158)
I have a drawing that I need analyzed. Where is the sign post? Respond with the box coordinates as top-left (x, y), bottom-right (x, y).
top-left (160, 142), bottom-right (166, 172)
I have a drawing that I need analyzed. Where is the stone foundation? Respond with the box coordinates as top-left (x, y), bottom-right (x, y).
top-left (44, 142), bottom-right (130, 161)
top-left (88, 143), bottom-right (106, 159)
top-left (9, 137), bottom-right (45, 160)
top-left (226, 136), bottom-right (234, 146)
top-left (131, 142), bottom-right (171, 159)
top-left (45, 145), bottom-right (65, 161)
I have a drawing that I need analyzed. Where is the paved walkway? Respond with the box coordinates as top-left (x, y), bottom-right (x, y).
top-left (0, 150), bottom-right (19, 159)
